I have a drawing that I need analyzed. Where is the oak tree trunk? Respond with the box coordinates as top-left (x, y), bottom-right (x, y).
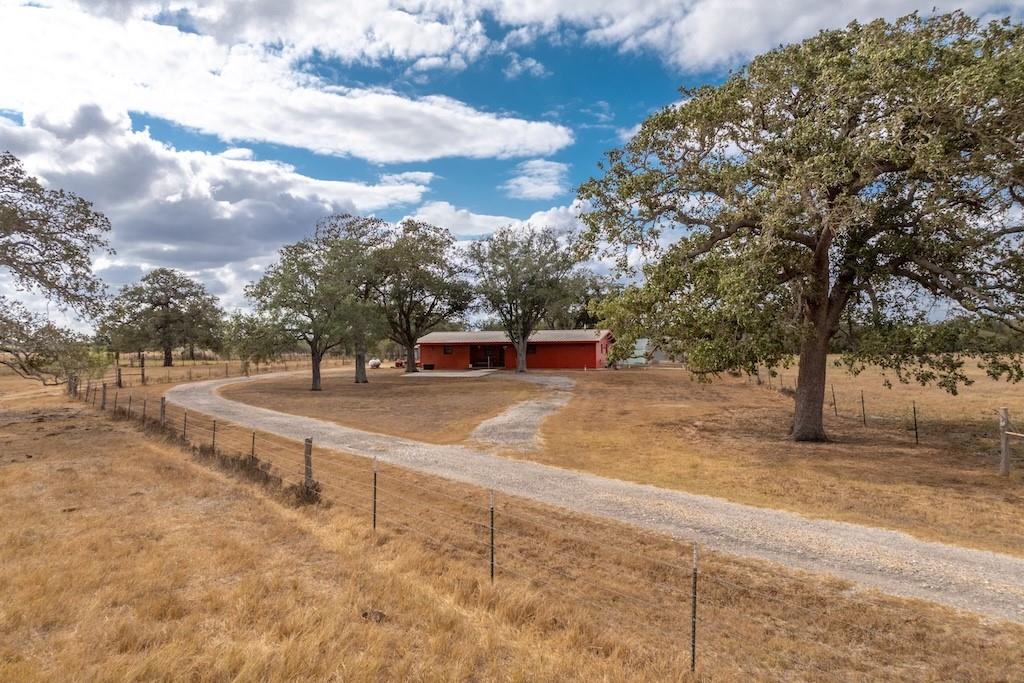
top-left (356, 352), bottom-right (368, 385)
top-left (162, 345), bottom-right (173, 367)
top-left (404, 345), bottom-right (418, 373)
top-left (515, 341), bottom-right (527, 373)
top-left (792, 331), bottom-right (830, 441)
top-left (311, 351), bottom-right (323, 391)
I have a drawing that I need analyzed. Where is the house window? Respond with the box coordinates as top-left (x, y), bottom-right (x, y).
top-left (527, 344), bottom-right (538, 354)
top-left (443, 345), bottom-right (454, 355)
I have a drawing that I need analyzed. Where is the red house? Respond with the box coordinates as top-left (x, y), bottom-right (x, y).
top-left (416, 329), bottom-right (614, 370)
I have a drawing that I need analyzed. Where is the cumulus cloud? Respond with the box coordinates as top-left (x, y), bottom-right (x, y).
top-left (405, 198), bottom-right (588, 237)
top-left (0, 106), bottom-right (435, 307)
top-left (501, 159), bottom-right (570, 200)
top-left (0, 3), bottom-right (573, 164)
top-left (503, 53), bottom-right (549, 78)
top-left (51, 0), bottom-right (1023, 76)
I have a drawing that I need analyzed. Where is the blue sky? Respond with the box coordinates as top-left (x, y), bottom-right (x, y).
top-left (1, 0), bottom-right (1022, 311)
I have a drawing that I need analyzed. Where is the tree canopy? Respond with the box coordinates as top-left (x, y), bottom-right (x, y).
top-left (0, 152), bottom-right (112, 383)
top-left (468, 226), bottom-right (584, 373)
top-left (580, 12), bottom-right (1024, 440)
top-left (103, 268), bottom-right (224, 367)
top-left (371, 220), bottom-right (473, 372)
top-left (247, 215), bottom-right (385, 390)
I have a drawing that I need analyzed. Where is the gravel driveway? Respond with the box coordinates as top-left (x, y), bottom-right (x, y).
top-left (167, 372), bottom-right (1024, 623)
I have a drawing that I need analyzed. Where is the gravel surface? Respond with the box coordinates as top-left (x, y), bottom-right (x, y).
top-left (470, 374), bottom-right (574, 450)
top-left (168, 372), bottom-right (1024, 623)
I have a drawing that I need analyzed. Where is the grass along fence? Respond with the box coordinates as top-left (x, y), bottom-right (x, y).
top-left (71, 354), bottom-right (347, 393)
top-left (66, 378), bottom-right (1024, 679)
top-left (999, 407), bottom-right (1024, 477)
top-left (745, 369), bottom-right (1023, 476)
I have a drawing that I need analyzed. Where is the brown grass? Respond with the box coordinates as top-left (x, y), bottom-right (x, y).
top-left (535, 360), bottom-right (1024, 556)
top-left (3, 375), bottom-right (1022, 680)
top-left (220, 368), bottom-right (541, 444)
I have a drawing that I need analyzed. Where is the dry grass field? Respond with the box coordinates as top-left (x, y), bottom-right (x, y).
top-left (215, 358), bottom-right (1024, 557)
top-left (221, 368), bottom-right (541, 443)
top-left (536, 361), bottom-right (1024, 556)
top-left (3, 374), bottom-right (1024, 680)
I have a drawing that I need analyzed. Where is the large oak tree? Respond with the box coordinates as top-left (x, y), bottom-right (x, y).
top-left (103, 268), bottom-right (224, 367)
top-left (0, 152), bottom-right (111, 384)
top-left (468, 226), bottom-right (583, 373)
top-left (247, 215), bottom-right (385, 390)
top-left (579, 12), bottom-right (1024, 441)
top-left (371, 220), bottom-right (473, 373)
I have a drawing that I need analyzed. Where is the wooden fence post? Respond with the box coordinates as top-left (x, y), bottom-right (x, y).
top-left (999, 407), bottom-right (1010, 477)
top-left (142, 398), bottom-right (147, 423)
top-left (182, 410), bottom-right (188, 440)
top-left (211, 420), bottom-right (217, 451)
top-left (691, 544), bottom-right (699, 673)
top-left (861, 390), bottom-right (867, 426)
top-left (100, 383), bottom-right (107, 410)
top-left (912, 401), bottom-right (919, 445)
top-left (831, 384), bottom-right (838, 417)
top-left (116, 367), bottom-right (123, 388)
top-left (250, 431), bottom-right (256, 459)
top-left (490, 490), bottom-right (497, 583)
top-left (304, 438), bottom-right (314, 487)
top-left (127, 395), bottom-right (132, 418)
top-left (159, 397), bottom-right (166, 426)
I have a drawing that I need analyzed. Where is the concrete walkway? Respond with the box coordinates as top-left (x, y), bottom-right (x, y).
top-left (166, 372), bottom-right (1024, 623)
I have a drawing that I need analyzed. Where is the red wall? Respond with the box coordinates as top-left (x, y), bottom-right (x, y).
top-left (419, 334), bottom-right (613, 370)
top-left (419, 343), bottom-right (473, 370)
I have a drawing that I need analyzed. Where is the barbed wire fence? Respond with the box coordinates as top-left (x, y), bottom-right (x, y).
top-left (62, 371), bottom-right (1017, 679)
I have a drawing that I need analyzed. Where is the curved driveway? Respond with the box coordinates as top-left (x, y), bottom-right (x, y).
top-left (167, 372), bottom-right (1024, 623)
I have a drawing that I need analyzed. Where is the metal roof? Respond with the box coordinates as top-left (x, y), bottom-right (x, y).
top-left (417, 329), bottom-right (612, 345)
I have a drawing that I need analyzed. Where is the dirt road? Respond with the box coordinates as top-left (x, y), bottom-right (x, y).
top-left (167, 372), bottom-right (1024, 623)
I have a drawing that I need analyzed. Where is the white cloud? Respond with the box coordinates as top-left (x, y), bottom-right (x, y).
top-left (0, 105), bottom-right (434, 301)
top-left (501, 159), bottom-right (570, 200)
top-left (0, 4), bottom-right (573, 164)
top-left (54, 0), bottom-right (1024, 76)
top-left (405, 198), bottom-right (588, 237)
top-left (616, 123), bottom-right (642, 143)
top-left (406, 201), bottom-right (517, 237)
top-left (503, 53), bottom-right (549, 78)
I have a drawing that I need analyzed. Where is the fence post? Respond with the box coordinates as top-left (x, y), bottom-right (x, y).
top-left (142, 398), bottom-right (147, 423)
top-left (182, 410), bottom-right (188, 440)
top-left (912, 401), bottom-right (919, 445)
top-left (159, 397), bottom-right (166, 426)
top-left (127, 394), bottom-right (132, 418)
top-left (489, 489), bottom-right (495, 584)
top-left (100, 383), bottom-right (107, 410)
top-left (225, 363), bottom-right (229, 377)
top-left (372, 457), bottom-right (378, 531)
top-left (861, 390), bottom-right (867, 426)
top-left (141, 366), bottom-right (146, 385)
top-left (999, 407), bottom-right (1010, 477)
top-left (304, 438), bottom-right (314, 486)
top-left (212, 420), bottom-right (217, 451)
top-left (250, 431), bottom-right (256, 459)
top-left (691, 544), bottom-right (699, 673)
top-left (113, 391), bottom-right (119, 413)
top-left (831, 384), bottom-right (838, 417)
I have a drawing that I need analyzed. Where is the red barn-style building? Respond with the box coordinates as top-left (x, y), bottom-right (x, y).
top-left (417, 330), bottom-right (614, 370)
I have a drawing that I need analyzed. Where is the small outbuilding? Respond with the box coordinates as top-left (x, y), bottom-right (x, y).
top-left (417, 329), bottom-right (614, 370)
